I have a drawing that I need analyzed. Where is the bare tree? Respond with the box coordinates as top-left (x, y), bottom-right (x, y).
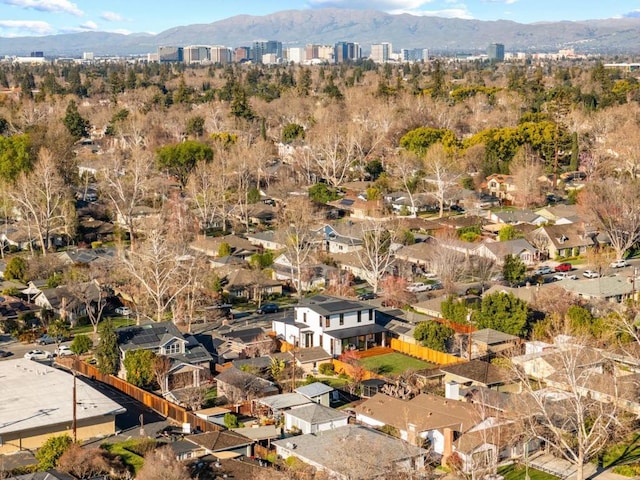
top-left (118, 220), bottom-right (193, 322)
top-left (100, 145), bottom-right (153, 247)
top-left (387, 150), bottom-right (423, 217)
top-left (356, 220), bottom-right (397, 294)
top-left (579, 175), bottom-right (640, 260)
top-left (427, 232), bottom-right (469, 290)
top-left (308, 131), bottom-right (358, 187)
top-left (278, 196), bottom-right (319, 298)
top-left (512, 344), bottom-right (624, 480)
top-left (153, 355), bottom-right (172, 395)
top-left (510, 145), bottom-right (545, 208)
top-left (57, 443), bottom-right (126, 480)
top-left (9, 148), bottom-right (74, 256)
top-left (75, 278), bottom-right (108, 334)
top-left (422, 143), bottom-right (463, 218)
top-left (136, 445), bottom-right (190, 480)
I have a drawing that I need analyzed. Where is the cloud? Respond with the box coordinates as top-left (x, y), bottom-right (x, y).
top-left (396, 7), bottom-right (473, 18)
top-left (622, 10), bottom-right (640, 18)
top-left (100, 11), bottom-right (125, 22)
top-left (78, 20), bottom-right (98, 30)
top-left (0, 19), bottom-right (54, 36)
top-left (4, 0), bottom-right (83, 16)
top-left (482, 0), bottom-right (517, 4)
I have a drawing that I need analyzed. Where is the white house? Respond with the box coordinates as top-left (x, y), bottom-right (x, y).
top-left (272, 295), bottom-right (388, 357)
top-left (283, 403), bottom-right (349, 434)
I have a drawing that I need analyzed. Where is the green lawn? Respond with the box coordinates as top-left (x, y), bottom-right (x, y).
top-left (101, 439), bottom-right (152, 474)
top-left (599, 433), bottom-right (640, 476)
top-left (360, 353), bottom-right (434, 375)
top-left (498, 463), bottom-right (559, 480)
top-left (72, 317), bottom-right (136, 335)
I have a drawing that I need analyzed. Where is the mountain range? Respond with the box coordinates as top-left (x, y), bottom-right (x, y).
top-left (1, 9), bottom-right (640, 57)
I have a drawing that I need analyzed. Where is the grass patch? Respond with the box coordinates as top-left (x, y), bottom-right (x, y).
top-left (72, 317), bottom-right (136, 335)
top-left (599, 432), bottom-right (640, 476)
top-left (321, 377), bottom-right (350, 389)
top-left (101, 439), bottom-right (154, 474)
top-left (360, 352), bottom-right (434, 375)
top-left (498, 464), bottom-right (559, 480)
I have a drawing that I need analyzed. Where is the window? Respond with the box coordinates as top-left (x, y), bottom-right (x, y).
top-left (357, 310), bottom-right (362, 323)
top-left (339, 313), bottom-right (344, 326)
top-left (369, 309), bottom-right (374, 321)
top-left (166, 343), bottom-right (180, 355)
top-left (319, 316), bottom-right (323, 327)
top-left (325, 316), bottom-right (331, 328)
top-left (303, 312), bottom-right (307, 323)
top-left (319, 335), bottom-right (323, 348)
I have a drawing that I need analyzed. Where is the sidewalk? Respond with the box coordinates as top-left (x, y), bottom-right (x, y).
top-left (530, 453), bottom-right (636, 480)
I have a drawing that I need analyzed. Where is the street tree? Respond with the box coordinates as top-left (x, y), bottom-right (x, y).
top-left (9, 148), bottom-right (75, 256)
top-left (100, 145), bottom-right (153, 247)
top-left (474, 292), bottom-right (530, 336)
top-left (95, 318), bottom-right (119, 375)
top-left (278, 196), bottom-right (318, 298)
top-left (502, 254), bottom-right (527, 286)
top-left (579, 175), bottom-right (640, 260)
top-left (62, 100), bottom-right (89, 139)
top-left (356, 220), bottom-right (397, 294)
top-left (70, 334), bottom-right (93, 355)
top-left (152, 355), bottom-right (172, 395)
top-left (510, 145), bottom-right (545, 208)
top-left (386, 150), bottom-right (423, 217)
top-left (422, 143), bottom-right (463, 218)
top-left (0, 134), bottom-right (32, 183)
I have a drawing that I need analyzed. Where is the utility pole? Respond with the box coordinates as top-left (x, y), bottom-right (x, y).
top-left (72, 355), bottom-right (77, 442)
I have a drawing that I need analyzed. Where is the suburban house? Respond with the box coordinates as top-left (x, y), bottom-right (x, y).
top-left (273, 424), bottom-right (427, 479)
top-left (183, 430), bottom-right (255, 459)
top-left (189, 235), bottom-right (258, 259)
top-left (470, 329), bottom-right (521, 357)
top-left (323, 223), bottom-right (364, 253)
top-left (486, 209), bottom-right (547, 226)
top-left (272, 253), bottom-right (339, 292)
top-left (484, 174), bottom-right (517, 203)
top-left (535, 204), bottom-right (580, 224)
top-left (327, 196), bottom-right (385, 219)
top-left (272, 295), bottom-right (388, 357)
top-left (0, 358), bottom-right (126, 454)
top-left (116, 322), bottom-right (213, 392)
top-left (292, 346), bottom-right (333, 376)
top-left (354, 393), bottom-right (478, 454)
top-left (294, 382), bottom-right (334, 406)
top-left (255, 392), bottom-right (313, 420)
top-left (215, 366), bottom-right (279, 405)
top-left (558, 275), bottom-right (638, 303)
top-left (283, 403), bottom-right (349, 434)
top-left (440, 360), bottom-right (519, 392)
top-left (245, 230), bottom-right (286, 251)
top-left (1, 226), bottom-right (36, 251)
top-left (219, 267), bottom-right (284, 300)
top-left (385, 192), bottom-right (437, 216)
top-left (34, 282), bottom-right (102, 324)
top-left (473, 239), bottom-right (538, 266)
top-left (528, 223), bottom-right (598, 259)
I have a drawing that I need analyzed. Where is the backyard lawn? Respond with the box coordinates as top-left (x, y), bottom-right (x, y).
top-left (498, 464), bottom-right (559, 480)
top-left (360, 352), bottom-right (434, 375)
top-left (72, 316), bottom-right (136, 334)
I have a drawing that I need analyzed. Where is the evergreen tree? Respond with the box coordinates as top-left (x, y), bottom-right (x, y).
top-left (63, 100), bottom-right (90, 139)
top-left (95, 318), bottom-right (119, 375)
top-left (474, 292), bottom-right (530, 336)
top-left (502, 254), bottom-right (526, 286)
top-left (413, 321), bottom-right (454, 352)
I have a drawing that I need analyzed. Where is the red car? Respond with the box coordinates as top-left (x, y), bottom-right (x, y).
top-left (554, 262), bottom-right (572, 272)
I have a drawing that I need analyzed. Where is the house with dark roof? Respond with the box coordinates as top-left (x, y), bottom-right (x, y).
top-left (215, 366), bottom-right (278, 404)
top-left (322, 223), bottom-right (364, 253)
top-left (528, 223), bottom-right (598, 259)
top-left (116, 322), bottom-right (212, 392)
top-left (471, 328), bottom-right (521, 357)
top-left (272, 295), bottom-right (388, 357)
top-left (34, 281), bottom-right (102, 324)
top-left (440, 360), bottom-right (519, 391)
top-left (184, 430), bottom-right (254, 458)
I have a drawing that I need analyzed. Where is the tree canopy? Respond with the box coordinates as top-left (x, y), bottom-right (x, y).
top-left (414, 321), bottom-right (455, 352)
top-left (156, 140), bottom-right (213, 186)
top-left (473, 292), bottom-right (531, 336)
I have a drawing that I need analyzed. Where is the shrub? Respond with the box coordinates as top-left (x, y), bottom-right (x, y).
top-left (318, 362), bottom-right (335, 375)
top-left (91, 241), bottom-right (103, 249)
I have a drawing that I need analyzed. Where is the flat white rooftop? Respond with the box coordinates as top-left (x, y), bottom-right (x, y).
top-left (0, 359), bottom-right (126, 435)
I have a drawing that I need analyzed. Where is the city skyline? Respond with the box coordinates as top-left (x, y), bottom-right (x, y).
top-left (0, 0), bottom-right (639, 38)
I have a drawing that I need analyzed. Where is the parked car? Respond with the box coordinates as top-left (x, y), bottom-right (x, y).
top-left (406, 282), bottom-right (429, 293)
top-left (55, 345), bottom-right (73, 357)
top-left (449, 204), bottom-right (465, 213)
top-left (554, 263), bottom-right (573, 272)
top-left (357, 292), bottom-right (377, 301)
top-left (533, 266), bottom-right (553, 276)
top-left (35, 334), bottom-right (57, 345)
top-left (583, 270), bottom-right (600, 278)
top-left (256, 303), bottom-right (279, 314)
top-left (553, 272), bottom-right (577, 281)
top-left (24, 350), bottom-right (53, 360)
top-left (0, 349), bottom-right (13, 358)
top-left (427, 282), bottom-right (443, 291)
top-left (610, 259), bottom-right (630, 269)
top-left (115, 306), bottom-right (131, 316)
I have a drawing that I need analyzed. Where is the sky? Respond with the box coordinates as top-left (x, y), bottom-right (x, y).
top-left (0, 0), bottom-right (639, 37)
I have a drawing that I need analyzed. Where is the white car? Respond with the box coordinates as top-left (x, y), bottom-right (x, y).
top-left (610, 259), bottom-right (630, 269)
top-left (583, 270), bottom-right (600, 278)
top-left (55, 345), bottom-right (73, 357)
top-left (553, 272), bottom-right (578, 281)
top-left (24, 350), bottom-right (53, 361)
top-left (115, 306), bottom-right (131, 316)
top-left (406, 282), bottom-right (429, 293)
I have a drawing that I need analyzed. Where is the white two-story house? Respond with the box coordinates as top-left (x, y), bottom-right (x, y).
top-left (272, 295), bottom-right (388, 357)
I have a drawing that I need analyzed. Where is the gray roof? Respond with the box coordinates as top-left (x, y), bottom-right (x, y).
top-left (273, 425), bottom-right (426, 480)
top-left (471, 328), bottom-right (520, 345)
top-left (0, 359), bottom-right (125, 436)
top-left (295, 382), bottom-right (334, 398)
top-left (299, 295), bottom-right (372, 316)
top-left (294, 346), bottom-right (332, 364)
top-left (285, 403), bottom-right (348, 424)
top-left (257, 392), bottom-right (311, 410)
top-left (559, 275), bottom-right (635, 299)
top-left (492, 209), bottom-right (542, 224)
top-left (326, 323), bottom-right (387, 340)
top-left (117, 321), bottom-right (184, 351)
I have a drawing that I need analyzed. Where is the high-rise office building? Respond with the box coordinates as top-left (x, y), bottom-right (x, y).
top-left (252, 40), bottom-right (283, 63)
top-left (334, 42), bottom-right (360, 63)
top-left (158, 46), bottom-right (183, 63)
top-left (401, 48), bottom-right (429, 62)
top-left (370, 43), bottom-right (392, 63)
top-left (210, 46), bottom-right (232, 64)
top-left (487, 43), bottom-right (505, 62)
top-left (235, 47), bottom-right (251, 63)
top-left (184, 45), bottom-right (210, 64)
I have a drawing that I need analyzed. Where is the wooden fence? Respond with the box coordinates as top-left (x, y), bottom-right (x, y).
top-left (389, 338), bottom-right (465, 366)
top-left (60, 359), bottom-right (222, 433)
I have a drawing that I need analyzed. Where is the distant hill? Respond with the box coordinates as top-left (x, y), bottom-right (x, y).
top-left (1, 8), bottom-right (640, 57)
